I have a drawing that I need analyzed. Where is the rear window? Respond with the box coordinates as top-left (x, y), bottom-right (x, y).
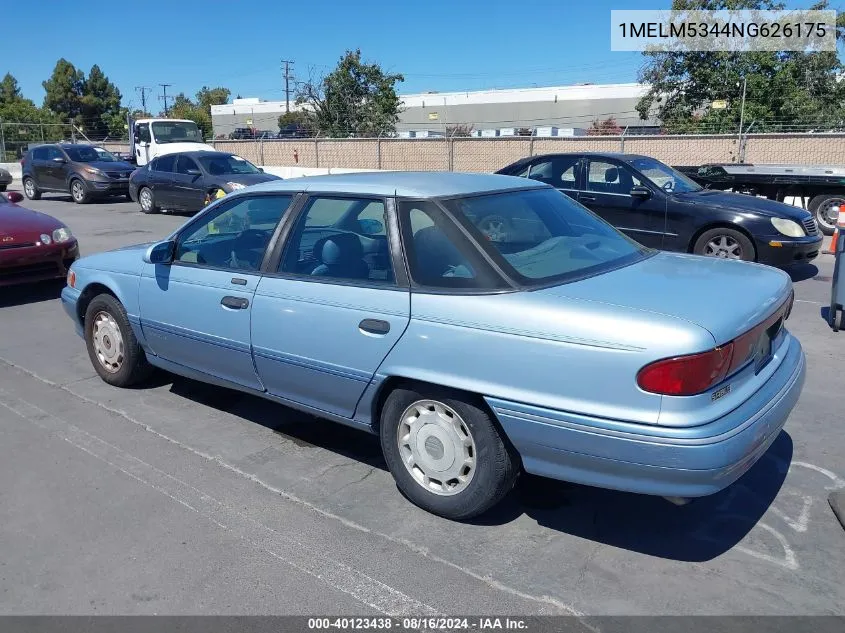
top-left (442, 187), bottom-right (649, 286)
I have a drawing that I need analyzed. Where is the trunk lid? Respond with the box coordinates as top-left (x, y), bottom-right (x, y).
top-left (536, 251), bottom-right (793, 345)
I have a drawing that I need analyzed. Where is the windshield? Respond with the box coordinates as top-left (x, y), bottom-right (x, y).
top-left (151, 121), bottom-right (204, 144)
top-left (197, 154), bottom-right (261, 175)
top-left (443, 188), bottom-right (648, 285)
top-left (628, 157), bottom-right (702, 193)
top-left (64, 146), bottom-right (112, 163)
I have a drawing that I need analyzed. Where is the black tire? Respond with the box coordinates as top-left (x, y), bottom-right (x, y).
top-left (22, 177), bottom-right (41, 200)
top-left (379, 384), bottom-right (519, 520)
top-left (0, 184), bottom-right (6, 192)
top-left (138, 187), bottom-right (158, 214)
top-left (70, 178), bottom-right (90, 204)
top-left (84, 293), bottom-right (153, 387)
top-left (808, 194), bottom-right (844, 236)
top-left (693, 227), bottom-right (756, 262)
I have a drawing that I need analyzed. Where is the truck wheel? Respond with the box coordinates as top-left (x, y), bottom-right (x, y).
top-left (379, 384), bottom-right (519, 520)
top-left (23, 177), bottom-right (41, 200)
top-left (70, 179), bottom-right (90, 204)
top-left (808, 194), bottom-right (845, 236)
top-left (138, 187), bottom-right (158, 214)
top-left (84, 293), bottom-right (153, 387)
top-left (694, 227), bottom-right (755, 262)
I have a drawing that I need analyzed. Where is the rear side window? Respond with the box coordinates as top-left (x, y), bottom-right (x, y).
top-left (45, 146), bottom-right (64, 161)
top-left (397, 200), bottom-right (506, 291)
top-left (32, 147), bottom-right (47, 160)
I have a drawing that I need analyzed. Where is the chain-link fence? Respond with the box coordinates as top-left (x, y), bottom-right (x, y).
top-left (0, 122), bottom-right (76, 161)
top-left (209, 132), bottom-right (845, 171)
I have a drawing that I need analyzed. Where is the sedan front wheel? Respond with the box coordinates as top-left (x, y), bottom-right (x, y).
top-left (693, 228), bottom-right (755, 262)
top-left (380, 385), bottom-right (519, 520)
top-left (84, 293), bottom-right (153, 387)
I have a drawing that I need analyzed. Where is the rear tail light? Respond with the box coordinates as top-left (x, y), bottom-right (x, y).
top-left (637, 345), bottom-right (734, 396)
top-left (638, 290), bottom-right (793, 397)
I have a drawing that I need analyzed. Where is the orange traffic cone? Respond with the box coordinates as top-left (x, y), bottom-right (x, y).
top-left (824, 206), bottom-right (844, 254)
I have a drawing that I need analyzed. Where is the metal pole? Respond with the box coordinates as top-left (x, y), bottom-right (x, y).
top-left (0, 122), bottom-right (5, 162)
top-left (260, 135), bottom-right (265, 166)
top-left (529, 130), bottom-right (535, 157)
top-left (40, 123), bottom-right (44, 142)
top-left (314, 138), bottom-right (320, 168)
top-left (737, 77), bottom-right (747, 160)
top-left (377, 135), bottom-right (382, 170)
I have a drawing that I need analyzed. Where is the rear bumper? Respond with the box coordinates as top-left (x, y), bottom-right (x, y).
top-left (0, 241), bottom-right (79, 287)
top-left (756, 234), bottom-right (822, 267)
top-left (487, 334), bottom-right (805, 498)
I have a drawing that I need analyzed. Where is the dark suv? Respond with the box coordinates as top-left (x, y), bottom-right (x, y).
top-left (21, 144), bottom-right (136, 204)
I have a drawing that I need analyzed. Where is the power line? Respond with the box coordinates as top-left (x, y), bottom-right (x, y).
top-left (281, 60), bottom-right (295, 113)
top-left (135, 86), bottom-right (152, 114)
top-left (159, 83), bottom-right (173, 116)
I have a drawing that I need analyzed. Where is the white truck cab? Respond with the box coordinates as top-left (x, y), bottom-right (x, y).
top-left (130, 118), bottom-right (216, 166)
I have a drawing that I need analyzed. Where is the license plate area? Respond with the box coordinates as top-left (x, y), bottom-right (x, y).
top-left (754, 316), bottom-right (784, 374)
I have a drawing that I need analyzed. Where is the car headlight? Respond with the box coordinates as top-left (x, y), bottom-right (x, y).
top-left (53, 227), bottom-right (73, 242)
top-left (83, 166), bottom-right (105, 177)
top-left (226, 182), bottom-right (246, 191)
top-left (40, 233), bottom-right (52, 245)
top-left (771, 218), bottom-right (805, 237)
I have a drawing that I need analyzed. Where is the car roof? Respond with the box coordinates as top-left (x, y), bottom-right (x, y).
top-left (244, 171), bottom-right (548, 198)
top-left (516, 152), bottom-right (652, 164)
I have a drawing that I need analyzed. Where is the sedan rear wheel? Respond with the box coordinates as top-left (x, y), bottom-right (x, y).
top-left (693, 227), bottom-right (755, 262)
top-left (380, 385), bottom-right (519, 520)
top-left (23, 177), bottom-right (41, 200)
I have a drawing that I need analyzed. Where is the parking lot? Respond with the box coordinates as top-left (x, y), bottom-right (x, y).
top-left (1, 190), bottom-right (844, 617)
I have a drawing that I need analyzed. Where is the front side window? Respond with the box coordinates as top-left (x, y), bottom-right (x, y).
top-left (152, 155), bottom-right (176, 173)
top-left (197, 154), bottom-right (261, 175)
top-left (64, 146), bottom-right (101, 162)
top-left (397, 200), bottom-right (506, 290)
top-left (586, 160), bottom-right (640, 195)
top-left (175, 194), bottom-right (293, 271)
top-left (628, 157), bottom-right (702, 193)
top-left (443, 187), bottom-right (648, 285)
top-left (136, 123), bottom-right (151, 144)
top-left (151, 121), bottom-right (203, 144)
top-left (175, 155), bottom-right (199, 175)
top-left (281, 197), bottom-right (393, 284)
top-left (32, 147), bottom-right (47, 160)
top-left (45, 146), bottom-right (64, 161)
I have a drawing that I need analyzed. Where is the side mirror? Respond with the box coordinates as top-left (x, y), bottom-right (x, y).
top-left (186, 168), bottom-right (202, 177)
top-left (52, 156), bottom-right (67, 164)
top-left (5, 191), bottom-right (23, 203)
top-left (258, 167), bottom-right (264, 173)
top-left (630, 185), bottom-right (652, 199)
top-left (143, 240), bottom-right (175, 265)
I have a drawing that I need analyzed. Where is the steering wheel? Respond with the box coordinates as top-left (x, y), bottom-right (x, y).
top-left (477, 214), bottom-right (510, 242)
top-left (236, 229), bottom-right (270, 249)
top-left (662, 180), bottom-right (675, 193)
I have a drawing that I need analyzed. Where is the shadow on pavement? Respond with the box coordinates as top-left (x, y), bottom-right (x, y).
top-left (475, 431), bottom-right (793, 562)
top-left (787, 263), bottom-right (819, 282)
top-left (0, 279), bottom-right (65, 308)
top-left (149, 371), bottom-right (792, 560)
top-left (167, 377), bottom-right (387, 470)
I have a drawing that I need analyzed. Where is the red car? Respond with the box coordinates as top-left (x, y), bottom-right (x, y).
top-left (0, 191), bottom-right (79, 286)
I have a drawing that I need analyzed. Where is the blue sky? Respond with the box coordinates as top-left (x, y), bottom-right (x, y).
top-left (0, 0), bottom-right (827, 109)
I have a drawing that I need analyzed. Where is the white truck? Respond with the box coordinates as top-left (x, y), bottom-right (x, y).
top-left (128, 118), bottom-right (216, 166)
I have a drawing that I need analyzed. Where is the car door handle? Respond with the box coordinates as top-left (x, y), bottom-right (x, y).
top-left (359, 319), bottom-right (390, 335)
top-left (221, 296), bottom-right (249, 310)
top-left (231, 277), bottom-right (247, 285)
top-left (580, 194), bottom-right (597, 201)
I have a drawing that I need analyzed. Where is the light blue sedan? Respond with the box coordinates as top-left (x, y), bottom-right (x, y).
top-left (61, 172), bottom-right (805, 519)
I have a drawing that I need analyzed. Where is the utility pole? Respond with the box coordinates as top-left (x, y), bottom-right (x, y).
top-left (737, 76), bottom-right (747, 156)
top-left (281, 60), bottom-right (295, 113)
top-left (135, 86), bottom-right (152, 115)
top-left (159, 83), bottom-right (173, 116)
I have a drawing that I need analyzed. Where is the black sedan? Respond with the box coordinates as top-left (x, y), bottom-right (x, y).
top-left (496, 153), bottom-right (822, 267)
top-left (129, 151), bottom-right (281, 214)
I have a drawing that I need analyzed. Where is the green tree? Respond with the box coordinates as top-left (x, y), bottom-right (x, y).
top-left (196, 86), bottom-right (230, 110)
top-left (42, 58), bottom-right (85, 123)
top-left (80, 64), bottom-right (123, 138)
top-left (0, 72), bottom-right (63, 159)
top-left (297, 50), bottom-right (404, 137)
top-left (636, 0), bottom-right (845, 134)
top-left (0, 73), bottom-right (23, 104)
top-left (167, 93), bottom-right (211, 137)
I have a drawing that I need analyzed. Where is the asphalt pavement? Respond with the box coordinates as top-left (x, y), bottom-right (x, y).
top-left (1, 190), bottom-right (843, 618)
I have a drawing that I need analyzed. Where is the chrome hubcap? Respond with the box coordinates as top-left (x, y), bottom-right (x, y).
top-left (72, 182), bottom-right (84, 201)
top-left (705, 235), bottom-right (742, 259)
top-left (92, 311), bottom-right (124, 373)
top-left (817, 199), bottom-right (844, 230)
top-left (397, 400), bottom-right (476, 496)
top-left (24, 180), bottom-right (34, 196)
top-left (140, 189), bottom-right (152, 210)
